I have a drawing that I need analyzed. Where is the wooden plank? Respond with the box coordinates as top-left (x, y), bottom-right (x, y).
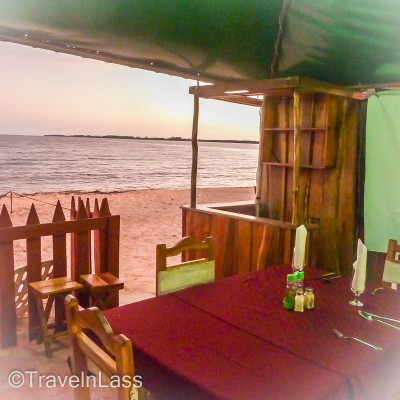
top-left (106, 215), bottom-right (120, 278)
top-left (323, 95), bottom-right (338, 167)
top-left (188, 212), bottom-right (211, 260)
top-left (190, 77), bottom-right (301, 97)
top-left (190, 93), bottom-right (199, 208)
top-left (255, 98), bottom-right (267, 217)
top-left (235, 220), bottom-right (252, 275)
top-left (299, 94), bottom-right (315, 224)
top-left (308, 171), bottom-right (323, 219)
top-left (282, 227), bottom-right (293, 265)
top-left (252, 222), bottom-right (266, 270)
top-left (26, 204), bottom-right (42, 341)
top-left (0, 217), bottom-right (108, 243)
top-left (0, 205), bottom-right (17, 347)
top-left (101, 198), bottom-right (120, 308)
top-left (70, 196), bottom-right (77, 279)
top-left (190, 77), bottom-right (365, 99)
top-left (255, 224), bottom-right (281, 269)
top-left (222, 219), bottom-right (237, 277)
top-left (285, 162), bottom-right (294, 222)
top-left (337, 99), bottom-right (359, 275)
top-left (52, 200), bottom-right (67, 331)
top-left (210, 215), bottom-right (230, 280)
top-left (308, 228), bottom-right (321, 269)
top-left (319, 97), bottom-right (343, 274)
top-left (181, 204), bottom-right (320, 230)
top-left (74, 200), bottom-right (90, 307)
top-left (85, 198), bottom-right (92, 271)
top-left (93, 198), bottom-right (106, 273)
top-left (292, 90), bottom-right (301, 226)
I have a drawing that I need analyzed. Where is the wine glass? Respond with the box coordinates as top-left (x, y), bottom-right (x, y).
top-left (349, 268), bottom-right (364, 307)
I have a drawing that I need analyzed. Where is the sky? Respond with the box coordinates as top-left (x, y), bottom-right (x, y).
top-left (0, 41), bottom-right (259, 140)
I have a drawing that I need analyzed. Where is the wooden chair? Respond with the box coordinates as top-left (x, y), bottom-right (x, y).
top-left (28, 276), bottom-right (83, 358)
top-left (65, 295), bottom-right (146, 400)
top-left (156, 236), bottom-right (215, 296)
top-left (382, 239), bottom-right (400, 288)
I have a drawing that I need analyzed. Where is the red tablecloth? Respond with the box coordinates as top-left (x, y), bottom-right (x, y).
top-left (104, 266), bottom-right (400, 400)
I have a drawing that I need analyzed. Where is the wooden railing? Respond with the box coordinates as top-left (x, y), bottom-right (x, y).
top-left (0, 196), bottom-right (120, 348)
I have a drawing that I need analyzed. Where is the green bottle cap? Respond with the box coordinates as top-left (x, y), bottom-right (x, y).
top-left (297, 271), bottom-right (305, 280)
top-left (287, 273), bottom-right (297, 282)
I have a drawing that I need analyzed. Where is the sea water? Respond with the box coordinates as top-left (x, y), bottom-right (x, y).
top-left (0, 135), bottom-right (258, 193)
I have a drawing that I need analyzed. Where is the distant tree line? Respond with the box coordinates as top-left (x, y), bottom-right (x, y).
top-left (45, 134), bottom-right (259, 144)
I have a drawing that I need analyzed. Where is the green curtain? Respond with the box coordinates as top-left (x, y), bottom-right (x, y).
top-left (365, 91), bottom-right (400, 252)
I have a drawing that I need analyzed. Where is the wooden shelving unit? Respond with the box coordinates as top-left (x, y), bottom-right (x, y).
top-left (186, 77), bottom-right (365, 276)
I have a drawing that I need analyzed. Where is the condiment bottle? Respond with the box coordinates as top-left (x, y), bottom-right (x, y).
top-left (283, 274), bottom-right (298, 310)
top-left (304, 287), bottom-right (315, 309)
top-left (294, 289), bottom-right (305, 312)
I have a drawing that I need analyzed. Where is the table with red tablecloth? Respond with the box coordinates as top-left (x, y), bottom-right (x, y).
top-left (104, 266), bottom-right (400, 400)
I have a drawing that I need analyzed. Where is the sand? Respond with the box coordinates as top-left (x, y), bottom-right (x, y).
top-left (0, 187), bottom-right (254, 399)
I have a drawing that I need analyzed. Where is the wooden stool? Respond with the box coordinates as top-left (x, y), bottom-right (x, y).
top-left (29, 277), bottom-right (83, 358)
top-left (80, 272), bottom-right (124, 310)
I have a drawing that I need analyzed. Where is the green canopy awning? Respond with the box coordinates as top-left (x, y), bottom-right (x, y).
top-left (1, 1), bottom-right (400, 85)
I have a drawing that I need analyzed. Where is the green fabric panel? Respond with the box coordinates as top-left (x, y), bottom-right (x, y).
top-left (365, 91), bottom-right (400, 252)
top-left (0, 0), bottom-right (282, 81)
top-left (279, 0), bottom-right (400, 85)
top-left (2, 1), bottom-right (400, 85)
top-left (158, 260), bottom-right (215, 295)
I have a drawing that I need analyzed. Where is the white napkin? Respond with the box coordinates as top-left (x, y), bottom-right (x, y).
top-left (351, 239), bottom-right (367, 292)
top-left (293, 225), bottom-right (307, 269)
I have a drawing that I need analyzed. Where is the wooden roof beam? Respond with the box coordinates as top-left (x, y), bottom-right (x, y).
top-left (190, 77), bottom-right (369, 101)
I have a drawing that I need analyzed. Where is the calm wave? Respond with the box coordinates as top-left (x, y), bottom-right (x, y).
top-left (0, 135), bottom-right (258, 193)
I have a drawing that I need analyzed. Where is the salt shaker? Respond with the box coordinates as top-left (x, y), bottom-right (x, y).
top-left (294, 289), bottom-right (305, 312)
top-left (304, 287), bottom-right (315, 309)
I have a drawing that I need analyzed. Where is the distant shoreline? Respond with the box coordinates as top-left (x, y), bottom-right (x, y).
top-left (44, 134), bottom-right (259, 145)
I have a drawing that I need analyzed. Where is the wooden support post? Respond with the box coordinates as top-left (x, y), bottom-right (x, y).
top-left (0, 205), bottom-right (17, 347)
top-left (292, 90), bottom-right (301, 226)
top-left (255, 98), bottom-right (265, 217)
top-left (190, 92), bottom-right (200, 209)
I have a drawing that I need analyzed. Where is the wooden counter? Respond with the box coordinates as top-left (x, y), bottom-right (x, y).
top-left (182, 202), bottom-right (320, 279)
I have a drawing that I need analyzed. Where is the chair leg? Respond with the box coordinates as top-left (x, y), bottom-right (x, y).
top-left (34, 295), bottom-right (53, 358)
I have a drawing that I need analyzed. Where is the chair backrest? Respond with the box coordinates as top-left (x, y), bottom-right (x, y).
top-left (65, 295), bottom-right (135, 400)
top-left (156, 236), bottom-right (215, 296)
top-left (382, 239), bottom-right (400, 286)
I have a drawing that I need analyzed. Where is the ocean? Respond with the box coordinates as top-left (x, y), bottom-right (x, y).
top-left (0, 135), bottom-right (258, 193)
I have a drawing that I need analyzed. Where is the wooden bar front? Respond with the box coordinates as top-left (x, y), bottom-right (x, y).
top-left (182, 202), bottom-right (320, 279)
